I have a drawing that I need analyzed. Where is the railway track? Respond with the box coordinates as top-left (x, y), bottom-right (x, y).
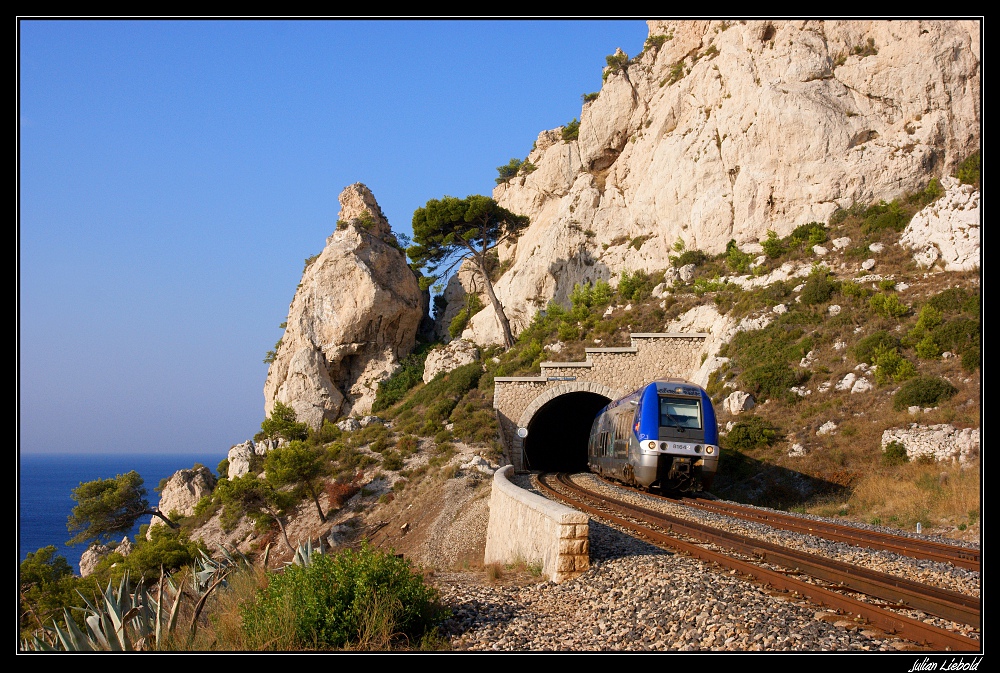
top-left (677, 495), bottom-right (980, 572)
top-left (536, 472), bottom-right (980, 652)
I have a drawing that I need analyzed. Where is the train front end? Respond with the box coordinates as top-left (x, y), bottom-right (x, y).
top-left (633, 380), bottom-right (719, 491)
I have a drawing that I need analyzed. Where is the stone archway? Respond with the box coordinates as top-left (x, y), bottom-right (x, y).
top-left (513, 382), bottom-right (618, 472)
top-left (493, 333), bottom-right (709, 471)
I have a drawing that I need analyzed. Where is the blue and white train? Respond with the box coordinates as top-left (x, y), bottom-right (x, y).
top-left (587, 379), bottom-right (719, 492)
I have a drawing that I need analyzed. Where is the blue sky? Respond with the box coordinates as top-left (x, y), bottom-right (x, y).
top-left (18, 18), bottom-right (650, 455)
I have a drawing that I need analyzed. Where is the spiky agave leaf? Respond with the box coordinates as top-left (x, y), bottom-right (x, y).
top-left (53, 608), bottom-right (95, 651)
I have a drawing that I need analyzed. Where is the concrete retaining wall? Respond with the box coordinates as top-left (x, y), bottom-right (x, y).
top-left (483, 466), bottom-right (589, 583)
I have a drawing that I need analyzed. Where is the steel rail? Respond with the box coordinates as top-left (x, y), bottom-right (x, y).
top-left (591, 484), bottom-right (980, 626)
top-left (537, 473), bottom-right (980, 652)
top-left (678, 496), bottom-right (980, 572)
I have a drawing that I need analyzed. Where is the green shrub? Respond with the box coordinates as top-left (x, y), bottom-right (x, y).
top-left (725, 239), bottom-right (753, 274)
top-left (562, 118), bottom-right (580, 141)
top-left (725, 416), bottom-right (781, 451)
top-left (926, 287), bottom-right (979, 316)
top-left (761, 230), bottom-right (786, 259)
top-left (861, 200), bottom-right (910, 235)
top-left (872, 345), bottom-right (917, 385)
top-left (113, 525), bottom-right (206, 584)
top-left (742, 362), bottom-right (800, 402)
top-left (853, 330), bottom-right (900, 364)
top-left (671, 249), bottom-right (709, 268)
top-left (892, 376), bottom-right (958, 411)
top-left (955, 151), bottom-right (980, 187)
top-left (372, 343), bottom-right (434, 413)
top-left (569, 280), bottom-right (613, 314)
top-left (448, 294), bottom-right (484, 339)
top-left (617, 269), bottom-right (653, 302)
top-left (840, 280), bottom-right (871, 300)
top-left (604, 51), bottom-right (630, 81)
top-left (869, 292), bottom-right (909, 319)
top-left (581, 92), bottom-right (599, 103)
top-left (495, 158), bottom-right (524, 185)
top-left (240, 543), bottom-right (443, 650)
top-left (381, 450), bottom-right (404, 471)
top-left (644, 33), bottom-right (670, 51)
top-left (914, 335), bottom-right (942, 360)
top-left (257, 402), bottom-right (310, 443)
top-left (799, 269), bottom-right (836, 305)
top-left (787, 222), bottom-right (828, 248)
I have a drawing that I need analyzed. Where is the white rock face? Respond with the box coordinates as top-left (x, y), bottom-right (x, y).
top-left (723, 391), bottom-right (755, 415)
top-left (422, 339), bottom-right (481, 384)
top-left (79, 537), bottom-right (132, 578)
top-left (817, 421), bottom-right (837, 435)
top-left (788, 443), bottom-right (807, 457)
top-left (460, 455), bottom-right (498, 475)
top-left (148, 465), bottom-right (217, 535)
top-left (899, 176), bottom-right (980, 271)
top-left (227, 438), bottom-right (283, 480)
top-left (456, 20), bottom-right (979, 346)
top-left (881, 424), bottom-right (980, 463)
top-left (263, 184), bottom-right (425, 428)
top-left (850, 377), bottom-right (873, 393)
top-left (835, 373), bottom-right (857, 391)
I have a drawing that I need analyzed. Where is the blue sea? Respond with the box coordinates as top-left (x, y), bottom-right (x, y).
top-left (19, 452), bottom-right (228, 574)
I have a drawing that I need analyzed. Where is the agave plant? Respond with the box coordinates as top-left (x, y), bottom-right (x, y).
top-left (23, 546), bottom-right (252, 651)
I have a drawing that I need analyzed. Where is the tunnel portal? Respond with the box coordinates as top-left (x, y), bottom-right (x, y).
top-left (522, 391), bottom-right (611, 472)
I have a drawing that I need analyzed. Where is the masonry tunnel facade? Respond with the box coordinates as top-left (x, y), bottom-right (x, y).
top-left (521, 391), bottom-right (611, 473)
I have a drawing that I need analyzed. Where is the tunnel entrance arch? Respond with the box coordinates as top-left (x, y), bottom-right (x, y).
top-left (493, 333), bottom-right (709, 471)
top-left (522, 391), bottom-right (612, 472)
top-left (515, 382), bottom-right (617, 473)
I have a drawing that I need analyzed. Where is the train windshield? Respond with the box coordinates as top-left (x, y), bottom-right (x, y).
top-left (659, 396), bottom-right (702, 429)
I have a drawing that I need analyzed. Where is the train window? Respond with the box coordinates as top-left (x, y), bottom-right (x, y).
top-left (659, 396), bottom-right (702, 429)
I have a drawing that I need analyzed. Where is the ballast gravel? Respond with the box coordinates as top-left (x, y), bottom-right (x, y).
top-left (431, 473), bottom-right (980, 652)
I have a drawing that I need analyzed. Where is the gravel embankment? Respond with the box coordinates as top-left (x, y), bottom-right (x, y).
top-left (432, 473), bottom-right (980, 652)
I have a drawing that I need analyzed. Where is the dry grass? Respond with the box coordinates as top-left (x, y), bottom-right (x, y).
top-left (484, 561), bottom-right (504, 583)
top-left (190, 565), bottom-right (298, 651)
top-left (842, 459), bottom-right (981, 532)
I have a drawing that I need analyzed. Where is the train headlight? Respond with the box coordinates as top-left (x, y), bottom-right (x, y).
top-left (647, 441), bottom-right (656, 450)
top-left (705, 445), bottom-right (715, 455)
top-left (694, 445), bottom-right (702, 453)
top-left (659, 442), bottom-right (667, 450)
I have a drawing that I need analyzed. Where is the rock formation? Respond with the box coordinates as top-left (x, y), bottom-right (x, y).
top-left (422, 339), bottom-right (481, 383)
top-left (881, 424), bottom-right (980, 463)
top-left (147, 464), bottom-right (217, 537)
top-left (445, 20), bottom-right (980, 346)
top-left (79, 537), bottom-right (132, 578)
top-left (263, 184), bottom-right (425, 429)
top-left (899, 176), bottom-right (980, 271)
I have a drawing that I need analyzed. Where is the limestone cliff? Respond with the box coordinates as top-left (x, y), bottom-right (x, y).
top-left (448, 19), bottom-right (980, 346)
top-left (263, 184), bottom-right (425, 429)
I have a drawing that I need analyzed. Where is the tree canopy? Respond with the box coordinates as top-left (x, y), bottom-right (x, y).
top-left (265, 440), bottom-right (329, 522)
top-left (408, 195), bottom-right (529, 348)
top-left (66, 471), bottom-right (178, 547)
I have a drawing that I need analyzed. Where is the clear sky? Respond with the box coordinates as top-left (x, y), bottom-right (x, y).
top-left (18, 18), bottom-right (651, 455)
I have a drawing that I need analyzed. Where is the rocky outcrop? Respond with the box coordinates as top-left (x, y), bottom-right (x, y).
top-left (147, 464), bottom-right (217, 538)
top-left (79, 537), bottom-right (132, 578)
top-left (263, 184), bottom-right (425, 429)
top-left (723, 391), bottom-right (755, 415)
top-left (451, 20), bottom-right (980, 346)
top-left (226, 438), bottom-right (284, 480)
top-left (898, 176), bottom-right (980, 271)
top-left (881, 424), bottom-right (980, 464)
top-left (422, 339), bottom-right (480, 383)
